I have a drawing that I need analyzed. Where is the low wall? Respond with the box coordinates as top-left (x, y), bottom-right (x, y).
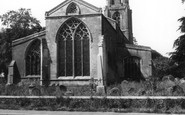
top-left (0, 96), bottom-right (185, 113)
top-left (0, 96), bottom-right (185, 99)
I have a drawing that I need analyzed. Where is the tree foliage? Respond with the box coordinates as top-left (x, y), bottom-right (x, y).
top-left (170, 17), bottom-right (185, 64)
top-left (0, 8), bottom-right (43, 72)
top-left (0, 8), bottom-right (42, 39)
top-left (167, 1), bottom-right (185, 78)
top-left (0, 29), bottom-right (11, 63)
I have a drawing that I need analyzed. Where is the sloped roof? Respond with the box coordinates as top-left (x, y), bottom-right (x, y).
top-left (12, 30), bottom-right (46, 46)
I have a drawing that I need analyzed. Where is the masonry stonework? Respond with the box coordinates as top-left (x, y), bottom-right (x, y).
top-left (10, 0), bottom-right (152, 92)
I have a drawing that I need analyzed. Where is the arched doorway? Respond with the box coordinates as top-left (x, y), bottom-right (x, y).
top-left (124, 56), bottom-right (141, 80)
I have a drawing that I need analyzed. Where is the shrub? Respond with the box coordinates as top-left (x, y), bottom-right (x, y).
top-left (170, 63), bottom-right (185, 78)
top-left (154, 99), bottom-right (166, 113)
top-left (152, 57), bottom-right (172, 79)
top-left (69, 99), bottom-right (83, 109)
top-left (181, 100), bottom-right (185, 109)
top-left (131, 99), bottom-right (148, 109)
top-left (120, 99), bottom-right (132, 109)
top-left (166, 99), bottom-right (176, 110)
top-left (146, 99), bottom-right (155, 108)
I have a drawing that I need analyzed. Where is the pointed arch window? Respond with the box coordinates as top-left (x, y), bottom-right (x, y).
top-left (57, 18), bottom-right (90, 77)
top-left (66, 3), bottom-right (80, 15)
top-left (112, 11), bottom-right (120, 26)
top-left (26, 40), bottom-right (41, 76)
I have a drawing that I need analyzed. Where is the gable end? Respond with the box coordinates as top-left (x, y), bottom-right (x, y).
top-left (46, 0), bottom-right (102, 16)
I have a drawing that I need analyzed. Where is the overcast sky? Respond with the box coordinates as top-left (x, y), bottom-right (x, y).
top-left (0, 0), bottom-right (185, 57)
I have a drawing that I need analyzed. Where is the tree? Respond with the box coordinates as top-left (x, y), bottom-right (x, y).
top-left (0, 8), bottom-right (43, 73)
top-left (0, 29), bottom-right (11, 64)
top-left (170, 0), bottom-right (185, 64)
top-left (168, 1), bottom-right (185, 78)
top-left (170, 17), bottom-right (185, 64)
top-left (0, 8), bottom-right (42, 40)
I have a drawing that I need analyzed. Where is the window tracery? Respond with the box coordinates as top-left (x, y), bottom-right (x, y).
top-left (26, 40), bottom-right (41, 76)
top-left (66, 3), bottom-right (80, 15)
top-left (57, 18), bottom-right (90, 77)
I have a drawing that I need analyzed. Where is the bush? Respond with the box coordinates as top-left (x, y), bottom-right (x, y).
top-left (120, 99), bottom-right (132, 109)
top-left (131, 99), bottom-right (148, 109)
top-left (152, 57), bottom-right (172, 79)
top-left (154, 99), bottom-right (166, 113)
top-left (170, 63), bottom-right (185, 78)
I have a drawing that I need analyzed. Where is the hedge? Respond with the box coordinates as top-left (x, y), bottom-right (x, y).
top-left (0, 96), bottom-right (185, 113)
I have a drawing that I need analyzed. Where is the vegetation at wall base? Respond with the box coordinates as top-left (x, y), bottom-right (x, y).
top-left (0, 98), bottom-right (185, 113)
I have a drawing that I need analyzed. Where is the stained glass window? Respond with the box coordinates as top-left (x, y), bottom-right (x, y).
top-left (57, 18), bottom-right (90, 77)
top-left (26, 40), bottom-right (41, 76)
top-left (112, 11), bottom-right (120, 26)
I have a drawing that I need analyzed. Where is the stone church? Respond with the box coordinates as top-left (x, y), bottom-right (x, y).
top-left (10, 0), bottom-right (152, 91)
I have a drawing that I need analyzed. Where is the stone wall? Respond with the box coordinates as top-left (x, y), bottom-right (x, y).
top-left (102, 16), bottom-right (152, 85)
top-left (102, 16), bottom-right (128, 85)
top-left (125, 44), bottom-right (152, 78)
top-left (46, 14), bottom-right (102, 85)
top-left (12, 32), bottom-right (45, 78)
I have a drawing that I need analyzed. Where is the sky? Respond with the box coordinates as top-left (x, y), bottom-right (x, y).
top-left (0, 0), bottom-right (185, 57)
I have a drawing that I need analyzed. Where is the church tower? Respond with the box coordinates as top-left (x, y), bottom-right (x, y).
top-left (104, 0), bottom-right (133, 44)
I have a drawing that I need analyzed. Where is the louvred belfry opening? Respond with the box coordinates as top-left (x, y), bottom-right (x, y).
top-left (112, 11), bottom-right (120, 26)
top-left (57, 18), bottom-right (90, 77)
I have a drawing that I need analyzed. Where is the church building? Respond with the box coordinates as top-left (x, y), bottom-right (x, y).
top-left (10, 0), bottom-right (152, 91)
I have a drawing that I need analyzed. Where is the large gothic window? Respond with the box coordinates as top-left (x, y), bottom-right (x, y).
top-left (112, 11), bottom-right (120, 26)
top-left (66, 3), bottom-right (80, 15)
top-left (124, 56), bottom-right (141, 80)
top-left (26, 40), bottom-right (41, 76)
top-left (57, 18), bottom-right (90, 77)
